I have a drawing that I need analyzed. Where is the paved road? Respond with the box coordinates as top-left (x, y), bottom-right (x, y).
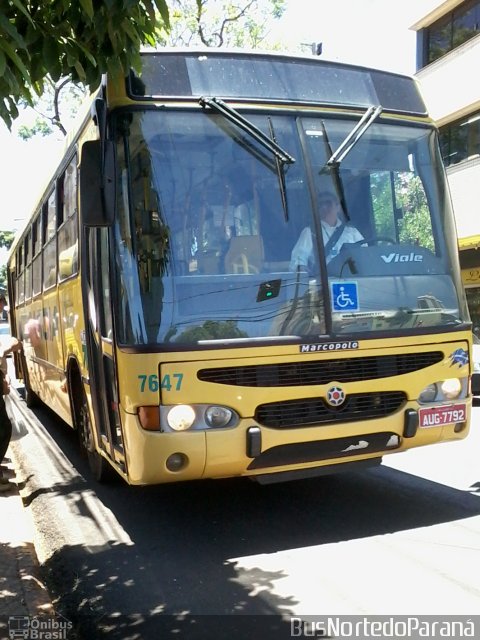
top-left (8, 391), bottom-right (480, 639)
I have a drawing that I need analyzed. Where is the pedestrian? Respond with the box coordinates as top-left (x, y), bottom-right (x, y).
top-left (0, 295), bottom-right (22, 492)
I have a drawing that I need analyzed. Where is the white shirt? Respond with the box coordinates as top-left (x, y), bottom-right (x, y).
top-left (290, 220), bottom-right (364, 270)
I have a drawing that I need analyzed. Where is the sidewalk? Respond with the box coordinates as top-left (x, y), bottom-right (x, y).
top-left (0, 451), bottom-right (54, 635)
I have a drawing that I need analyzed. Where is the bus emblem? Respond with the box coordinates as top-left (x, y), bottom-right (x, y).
top-left (326, 386), bottom-right (346, 407)
top-left (449, 348), bottom-right (468, 368)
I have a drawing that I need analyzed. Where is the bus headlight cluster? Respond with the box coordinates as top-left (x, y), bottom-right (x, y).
top-left (418, 378), bottom-right (465, 404)
top-left (160, 404), bottom-right (238, 432)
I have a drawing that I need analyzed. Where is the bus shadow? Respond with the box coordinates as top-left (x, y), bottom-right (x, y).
top-left (16, 396), bottom-right (480, 638)
top-left (25, 397), bottom-right (480, 550)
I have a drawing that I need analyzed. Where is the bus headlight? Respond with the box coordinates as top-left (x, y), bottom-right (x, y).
top-left (205, 406), bottom-right (233, 428)
top-left (160, 404), bottom-right (239, 431)
top-left (419, 383), bottom-right (437, 403)
top-left (167, 405), bottom-right (196, 431)
top-left (418, 378), bottom-right (465, 404)
top-left (440, 378), bottom-right (462, 400)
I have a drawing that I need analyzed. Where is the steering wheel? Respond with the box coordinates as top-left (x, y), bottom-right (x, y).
top-left (352, 236), bottom-right (396, 246)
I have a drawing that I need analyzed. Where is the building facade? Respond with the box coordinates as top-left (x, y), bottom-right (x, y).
top-left (412, 0), bottom-right (480, 331)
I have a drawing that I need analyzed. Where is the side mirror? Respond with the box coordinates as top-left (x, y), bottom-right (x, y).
top-left (79, 139), bottom-right (115, 226)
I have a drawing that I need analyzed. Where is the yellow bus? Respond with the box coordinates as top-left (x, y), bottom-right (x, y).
top-left (8, 50), bottom-right (472, 485)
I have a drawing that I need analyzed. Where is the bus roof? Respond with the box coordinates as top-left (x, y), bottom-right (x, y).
top-left (459, 235), bottom-right (480, 251)
top-left (126, 49), bottom-right (427, 116)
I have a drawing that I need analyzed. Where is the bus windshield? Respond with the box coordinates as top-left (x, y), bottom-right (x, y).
top-left (112, 109), bottom-right (465, 346)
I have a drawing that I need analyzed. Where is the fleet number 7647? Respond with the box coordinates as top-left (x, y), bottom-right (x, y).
top-left (138, 373), bottom-right (184, 392)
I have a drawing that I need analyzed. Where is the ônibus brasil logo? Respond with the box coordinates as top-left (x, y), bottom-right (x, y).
top-left (8, 615), bottom-right (73, 639)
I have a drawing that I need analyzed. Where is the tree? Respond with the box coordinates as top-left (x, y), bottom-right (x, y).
top-left (0, 231), bottom-right (15, 292)
top-left (0, 0), bottom-right (170, 129)
top-left (174, 320), bottom-right (248, 342)
top-left (0, 231), bottom-right (15, 251)
top-left (397, 175), bottom-right (435, 251)
top-left (4, 1), bottom-right (286, 137)
top-left (17, 77), bottom-right (87, 139)
top-left (161, 0), bottom-right (286, 48)
top-left (371, 171), bottom-right (435, 251)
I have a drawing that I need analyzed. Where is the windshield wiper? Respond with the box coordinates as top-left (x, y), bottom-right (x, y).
top-left (199, 96), bottom-right (295, 165)
top-left (326, 105), bottom-right (383, 166)
top-left (318, 105), bottom-right (382, 221)
top-left (267, 116), bottom-right (290, 221)
top-left (318, 118), bottom-right (350, 220)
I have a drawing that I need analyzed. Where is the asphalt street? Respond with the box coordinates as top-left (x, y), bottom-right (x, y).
top-left (7, 389), bottom-right (480, 640)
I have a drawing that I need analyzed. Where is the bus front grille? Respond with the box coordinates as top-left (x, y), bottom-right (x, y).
top-left (197, 352), bottom-right (443, 387)
top-left (255, 391), bottom-right (407, 429)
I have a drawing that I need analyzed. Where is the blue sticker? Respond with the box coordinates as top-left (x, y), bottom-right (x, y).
top-left (331, 281), bottom-right (359, 312)
top-left (449, 348), bottom-right (468, 368)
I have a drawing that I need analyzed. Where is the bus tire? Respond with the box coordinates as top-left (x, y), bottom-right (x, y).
top-left (77, 388), bottom-right (113, 483)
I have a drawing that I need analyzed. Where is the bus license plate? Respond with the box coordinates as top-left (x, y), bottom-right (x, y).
top-left (418, 404), bottom-right (466, 428)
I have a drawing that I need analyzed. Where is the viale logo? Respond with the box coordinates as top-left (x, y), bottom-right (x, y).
top-left (381, 252), bottom-right (423, 263)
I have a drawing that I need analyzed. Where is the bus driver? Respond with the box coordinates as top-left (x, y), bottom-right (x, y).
top-left (290, 190), bottom-right (363, 270)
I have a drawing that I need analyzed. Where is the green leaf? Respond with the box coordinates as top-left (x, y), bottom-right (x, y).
top-left (0, 50), bottom-right (6, 77)
top-left (144, 32), bottom-right (157, 47)
top-left (6, 96), bottom-right (19, 120)
top-left (73, 60), bottom-right (86, 83)
top-left (79, 0), bottom-right (94, 21)
top-left (29, 54), bottom-right (44, 83)
top-left (153, 0), bottom-right (170, 29)
top-left (0, 13), bottom-right (27, 49)
top-left (0, 107), bottom-right (12, 131)
top-left (9, 0), bottom-right (34, 26)
top-left (24, 21), bottom-right (40, 46)
top-left (72, 40), bottom-right (97, 68)
top-left (143, 0), bottom-right (156, 21)
top-left (0, 39), bottom-right (31, 83)
top-left (42, 37), bottom-right (61, 75)
top-left (121, 18), bottom-right (138, 44)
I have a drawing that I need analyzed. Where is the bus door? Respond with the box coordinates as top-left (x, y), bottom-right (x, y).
top-left (84, 226), bottom-right (126, 473)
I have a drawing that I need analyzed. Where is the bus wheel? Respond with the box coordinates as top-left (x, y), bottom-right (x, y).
top-left (77, 391), bottom-right (112, 483)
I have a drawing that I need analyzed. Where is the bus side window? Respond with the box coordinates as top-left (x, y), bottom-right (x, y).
top-left (32, 214), bottom-right (42, 297)
top-left (58, 156), bottom-right (79, 280)
top-left (24, 231), bottom-right (32, 300)
top-left (43, 190), bottom-right (57, 289)
top-left (16, 245), bottom-right (24, 304)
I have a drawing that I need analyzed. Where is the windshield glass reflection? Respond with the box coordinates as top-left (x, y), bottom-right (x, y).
top-left (112, 111), bottom-right (464, 346)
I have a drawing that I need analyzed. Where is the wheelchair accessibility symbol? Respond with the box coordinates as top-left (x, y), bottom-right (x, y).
top-left (331, 282), bottom-right (359, 312)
